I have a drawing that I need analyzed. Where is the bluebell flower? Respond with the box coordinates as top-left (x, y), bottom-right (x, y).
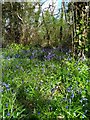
top-left (38, 112), bottom-right (40, 115)
top-left (5, 84), bottom-right (9, 89)
top-left (6, 56), bottom-right (10, 60)
top-left (27, 50), bottom-right (30, 53)
top-left (51, 88), bottom-right (56, 94)
top-left (15, 54), bottom-right (20, 58)
top-left (67, 86), bottom-right (72, 92)
top-left (67, 57), bottom-right (71, 61)
top-left (67, 88), bottom-right (71, 93)
top-left (66, 106), bottom-right (68, 109)
top-left (2, 82), bottom-right (10, 90)
top-left (7, 87), bottom-right (10, 91)
top-left (70, 93), bottom-right (74, 99)
top-left (29, 56), bottom-right (33, 59)
top-left (7, 112), bottom-right (10, 116)
top-left (5, 84), bottom-right (10, 91)
top-left (5, 103), bottom-right (8, 107)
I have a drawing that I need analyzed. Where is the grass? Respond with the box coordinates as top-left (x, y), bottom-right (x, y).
top-left (1, 43), bottom-right (90, 120)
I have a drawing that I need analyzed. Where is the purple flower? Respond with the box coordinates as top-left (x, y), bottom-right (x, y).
top-left (7, 112), bottom-right (10, 116)
top-left (66, 106), bottom-right (68, 109)
top-left (2, 82), bottom-right (10, 89)
top-left (70, 93), bottom-right (74, 99)
top-left (6, 56), bottom-right (10, 60)
top-left (5, 103), bottom-right (8, 107)
top-left (7, 87), bottom-right (10, 91)
top-left (5, 84), bottom-right (9, 89)
top-left (29, 56), bottom-right (33, 59)
top-left (67, 86), bottom-right (72, 93)
top-left (38, 112), bottom-right (40, 115)
top-left (51, 88), bottom-right (56, 94)
top-left (67, 57), bottom-right (71, 61)
top-left (15, 54), bottom-right (20, 58)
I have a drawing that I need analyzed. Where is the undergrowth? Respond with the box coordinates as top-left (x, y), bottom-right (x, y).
top-left (1, 43), bottom-right (90, 120)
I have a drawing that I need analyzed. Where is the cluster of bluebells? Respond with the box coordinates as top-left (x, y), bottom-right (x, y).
top-left (3, 46), bottom-right (70, 61)
top-left (2, 82), bottom-right (10, 91)
top-left (2, 44), bottom-right (89, 119)
top-left (66, 86), bottom-right (75, 100)
top-left (63, 83), bottom-right (89, 116)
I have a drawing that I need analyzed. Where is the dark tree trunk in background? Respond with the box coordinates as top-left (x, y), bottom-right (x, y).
top-left (67, 1), bottom-right (90, 58)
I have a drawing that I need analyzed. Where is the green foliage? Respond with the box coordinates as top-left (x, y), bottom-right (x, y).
top-left (1, 44), bottom-right (90, 119)
top-left (2, 2), bottom-right (90, 59)
top-left (1, 90), bottom-right (26, 119)
top-left (2, 2), bottom-right (72, 49)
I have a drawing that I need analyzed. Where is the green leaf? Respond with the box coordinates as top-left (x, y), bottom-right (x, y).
top-left (79, 35), bottom-right (82, 40)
